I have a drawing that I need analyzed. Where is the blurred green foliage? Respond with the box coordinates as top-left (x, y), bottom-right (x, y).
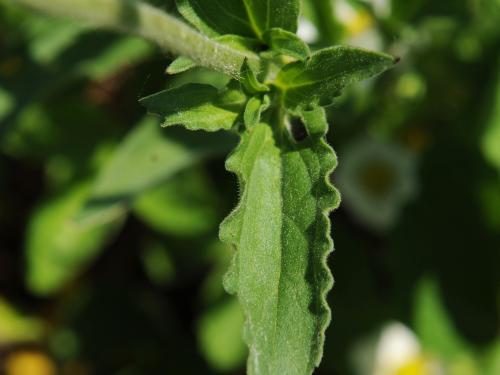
top-left (0, 0), bottom-right (500, 374)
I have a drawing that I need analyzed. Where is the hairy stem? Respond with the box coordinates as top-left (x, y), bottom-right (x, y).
top-left (7, 0), bottom-right (260, 78)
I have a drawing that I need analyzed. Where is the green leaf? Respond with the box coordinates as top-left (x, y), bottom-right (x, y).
top-left (26, 182), bottom-right (124, 296)
top-left (220, 106), bottom-right (339, 374)
top-left (78, 117), bottom-right (236, 225)
top-left (167, 56), bottom-right (196, 74)
top-left (244, 95), bottom-right (270, 129)
top-left (140, 83), bottom-right (247, 132)
top-left (243, 0), bottom-right (300, 37)
top-left (176, 0), bottom-right (299, 40)
top-left (263, 28), bottom-right (310, 61)
top-left (276, 46), bottom-right (397, 109)
top-left (176, 0), bottom-right (255, 38)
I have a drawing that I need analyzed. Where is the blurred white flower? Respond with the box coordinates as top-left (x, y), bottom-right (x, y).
top-left (335, 137), bottom-right (418, 232)
top-left (335, 0), bottom-right (383, 50)
top-left (374, 323), bottom-right (421, 375)
top-left (297, 17), bottom-right (319, 44)
top-left (366, 0), bottom-right (392, 18)
top-left (352, 322), bottom-right (444, 375)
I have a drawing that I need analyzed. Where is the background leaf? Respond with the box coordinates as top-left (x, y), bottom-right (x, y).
top-left (78, 117), bottom-right (236, 224)
top-left (26, 182), bottom-right (124, 296)
top-left (133, 168), bottom-right (221, 237)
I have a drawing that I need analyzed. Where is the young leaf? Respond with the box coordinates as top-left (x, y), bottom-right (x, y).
top-left (176, 0), bottom-right (255, 38)
top-left (243, 95), bottom-right (270, 129)
top-left (263, 28), bottom-right (310, 61)
top-left (276, 45), bottom-right (398, 109)
top-left (240, 60), bottom-right (270, 95)
top-left (220, 106), bottom-right (339, 374)
top-left (140, 83), bottom-right (247, 131)
top-left (243, 0), bottom-right (300, 37)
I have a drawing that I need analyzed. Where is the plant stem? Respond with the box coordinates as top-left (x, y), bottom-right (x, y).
top-left (7, 0), bottom-right (260, 78)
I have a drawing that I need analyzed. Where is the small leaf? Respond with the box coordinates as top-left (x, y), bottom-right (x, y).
top-left (240, 60), bottom-right (270, 95)
top-left (176, 0), bottom-right (255, 38)
top-left (276, 45), bottom-right (397, 109)
top-left (243, 0), bottom-right (300, 37)
top-left (263, 28), bottom-right (310, 61)
top-left (244, 95), bottom-right (270, 129)
top-left (167, 56), bottom-right (197, 74)
top-left (140, 83), bottom-right (247, 132)
top-left (220, 106), bottom-right (339, 374)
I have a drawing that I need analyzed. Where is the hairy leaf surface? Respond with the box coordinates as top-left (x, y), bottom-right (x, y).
top-left (276, 46), bottom-right (397, 109)
top-left (220, 106), bottom-right (339, 374)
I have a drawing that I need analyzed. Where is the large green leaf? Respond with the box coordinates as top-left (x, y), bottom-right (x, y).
top-left (276, 46), bottom-right (397, 109)
top-left (220, 106), bottom-right (339, 374)
top-left (140, 83), bottom-right (246, 131)
top-left (176, 0), bottom-right (255, 37)
top-left (176, 0), bottom-right (299, 40)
